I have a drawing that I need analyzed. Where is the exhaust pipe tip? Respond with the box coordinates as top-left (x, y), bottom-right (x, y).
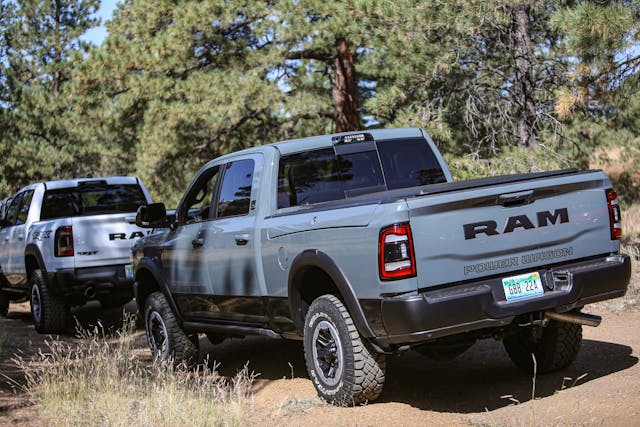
top-left (544, 310), bottom-right (602, 327)
top-left (84, 286), bottom-right (96, 299)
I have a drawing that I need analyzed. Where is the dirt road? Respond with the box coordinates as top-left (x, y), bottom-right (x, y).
top-left (1, 302), bottom-right (639, 426)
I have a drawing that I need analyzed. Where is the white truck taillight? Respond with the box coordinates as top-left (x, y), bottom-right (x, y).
top-left (379, 223), bottom-right (416, 280)
top-left (606, 189), bottom-right (622, 240)
top-left (55, 226), bottom-right (74, 257)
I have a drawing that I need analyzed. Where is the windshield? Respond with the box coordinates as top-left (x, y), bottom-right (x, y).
top-left (41, 183), bottom-right (147, 220)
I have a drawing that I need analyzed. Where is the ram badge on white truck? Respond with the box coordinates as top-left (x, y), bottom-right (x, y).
top-left (0, 177), bottom-right (153, 333)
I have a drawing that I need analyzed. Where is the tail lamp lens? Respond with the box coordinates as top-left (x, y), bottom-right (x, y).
top-left (55, 226), bottom-right (74, 257)
top-left (379, 223), bottom-right (416, 280)
top-left (606, 189), bottom-right (622, 240)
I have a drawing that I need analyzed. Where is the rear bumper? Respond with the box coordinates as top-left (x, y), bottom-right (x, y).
top-left (374, 254), bottom-right (631, 347)
top-left (51, 264), bottom-right (134, 299)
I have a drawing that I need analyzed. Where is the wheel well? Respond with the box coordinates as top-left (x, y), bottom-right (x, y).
top-left (135, 268), bottom-right (161, 313)
top-left (25, 255), bottom-right (39, 278)
top-left (290, 266), bottom-right (341, 330)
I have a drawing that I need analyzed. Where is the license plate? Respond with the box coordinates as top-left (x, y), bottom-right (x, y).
top-left (502, 272), bottom-right (544, 302)
top-left (125, 264), bottom-right (134, 279)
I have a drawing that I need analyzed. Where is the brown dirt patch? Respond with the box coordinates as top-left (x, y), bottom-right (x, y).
top-left (1, 302), bottom-right (639, 426)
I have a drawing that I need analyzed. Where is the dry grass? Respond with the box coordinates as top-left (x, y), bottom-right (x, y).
top-left (592, 203), bottom-right (640, 312)
top-left (622, 203), bottom-right (640, 243)
top-left (16, 315), bottom-right (256, 427)
top-left (592, 243), bottom-right (640, 312)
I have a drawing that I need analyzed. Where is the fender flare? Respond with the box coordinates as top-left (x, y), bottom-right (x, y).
top-left (24, 244), bottom-right (48, 277)
top-left (134, 257), bottom-right (184, 325)
top-left (288, 249), bottom-right (376, 338)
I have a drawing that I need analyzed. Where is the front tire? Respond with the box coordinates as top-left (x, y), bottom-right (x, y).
top-left (303, 295), bottom-right (386, 405)
top-left (30, 270), bottom-right (68, 334)
top-left (503, 320), bottom-right (582, 374)
top-left (144, 292), bottom-right (199, 368)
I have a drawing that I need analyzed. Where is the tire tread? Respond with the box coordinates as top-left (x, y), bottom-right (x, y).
top-left (304, 294), bottom-right (386, 405)
top-left (145, 292), bottom-right (199, 368)
top-left (31, 270), bottom-right (68, 334)
top-left (504, 320), bottom-right (582, 374)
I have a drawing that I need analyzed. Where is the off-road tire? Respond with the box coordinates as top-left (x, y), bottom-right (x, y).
top-left (503, 320), bottom-right (582, 374)
top-left (303, 295), bottom-right (386, 406)
top-left (30, 270), bottom-right (68, 334)
top-left (144, 292), bottom-right (199, 368)
top-left (0, 292), bottom-right (9, 317)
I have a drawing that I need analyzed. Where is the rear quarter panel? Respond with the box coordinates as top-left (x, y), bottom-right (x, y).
top-left (262, 201), bottom-right (416, 300)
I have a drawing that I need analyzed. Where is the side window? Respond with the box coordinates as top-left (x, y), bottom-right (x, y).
top-left (15, 190), bottom-right (34, 225)
top-left (277, 148), bottom-right (344, 208)
top-left (216, 159), bottom-right (255, 218)
top-left (180, 166), bottom-right (220, 224)
top-left (4, 193), bottom-right (23, 227)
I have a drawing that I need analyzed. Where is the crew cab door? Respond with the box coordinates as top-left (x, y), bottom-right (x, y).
top-left (204, 155), bottom-right (264, 324)
top-left (0, 190), bottom-right (34, 285)
top-left (167, 155), bottom-right (264, 324)
top-left (164, 165), bottom-right (221, 296)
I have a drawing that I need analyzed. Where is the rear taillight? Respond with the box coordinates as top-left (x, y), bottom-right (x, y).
top-left (379, 223), bottom-right (416, 281)
top-left (55, 226), bottom-right (74, 257)
top-left (606, 189), bottom-right (622, 240)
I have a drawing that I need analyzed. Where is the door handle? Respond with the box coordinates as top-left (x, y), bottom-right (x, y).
top-left (192, 236), bottom-right (204, 248)
top-left (234, 234), bottom-right (250, 246)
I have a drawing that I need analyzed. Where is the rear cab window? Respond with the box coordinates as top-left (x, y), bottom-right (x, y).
top-left (41, 181), bottom-right (148, 220)
top-left (277, 136), bottom-right (447, 209)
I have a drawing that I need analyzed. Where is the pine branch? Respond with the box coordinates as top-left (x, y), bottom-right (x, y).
top-left (285, 49), bottom-right (332, 62)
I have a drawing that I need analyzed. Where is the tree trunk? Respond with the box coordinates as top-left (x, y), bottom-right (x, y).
top-left (512, 3), bottom-right (537, 148)
top-left (333, 38), bottom-right (360, 132)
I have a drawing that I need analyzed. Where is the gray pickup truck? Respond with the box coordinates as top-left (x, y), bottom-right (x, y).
top-left (132, 128), bottom-right (630, 405)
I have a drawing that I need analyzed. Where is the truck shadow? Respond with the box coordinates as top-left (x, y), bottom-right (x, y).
top-left (1, 300), bottom-right (138, 339)
top-left (376, 338), bottom-right (637, 412)
top-left (200, 336), bottom-right (637, 413)
top-left (2, 305), bottom-right (637, 414)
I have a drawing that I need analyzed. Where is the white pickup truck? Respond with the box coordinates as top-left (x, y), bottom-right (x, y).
top-left (0, 177), bottom-right (153, 333)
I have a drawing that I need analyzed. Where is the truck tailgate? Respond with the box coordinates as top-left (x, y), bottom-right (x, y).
top-left (407, 171), bottom-right (617, 288)
top-left (72, 213), bottom-right (147, 268)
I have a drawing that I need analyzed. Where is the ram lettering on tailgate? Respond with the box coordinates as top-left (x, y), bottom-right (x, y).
top-left (463, 208), bottom-right (569, 240)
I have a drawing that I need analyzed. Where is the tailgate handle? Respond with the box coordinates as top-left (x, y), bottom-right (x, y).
top-left (498, 190), bottom-right (534, 207)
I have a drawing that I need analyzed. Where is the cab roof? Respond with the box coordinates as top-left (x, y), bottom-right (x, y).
top-left (211, 127), bottom-right (427, 163)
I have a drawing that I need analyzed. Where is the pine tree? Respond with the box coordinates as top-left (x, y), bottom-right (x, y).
top-left (360, 1), bottom-right (571, 156)
top-left (551, 1), bottom-right (640, 117)
top-left (0, 0), bottom-right (99, 193)
top-left (73, 1), bottom-right (284, 205)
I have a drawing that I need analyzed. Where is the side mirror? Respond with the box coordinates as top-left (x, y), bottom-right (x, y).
top-left (136, 203), bottom-right (169, 228)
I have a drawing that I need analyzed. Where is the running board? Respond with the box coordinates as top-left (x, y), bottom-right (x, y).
top-left (183, 321), bottom-right (281, 339)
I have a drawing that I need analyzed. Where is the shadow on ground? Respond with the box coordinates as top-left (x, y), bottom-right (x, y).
top-left (200, 335), bottom-right (636, 413)
top-left (2, 302), bottom-right (637, 414)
